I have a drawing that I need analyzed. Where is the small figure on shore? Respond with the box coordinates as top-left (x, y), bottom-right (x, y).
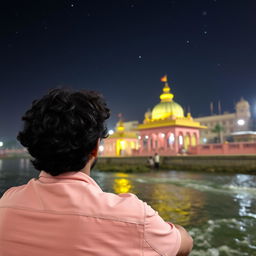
top-left (147, 156), bottom-right (154, 169)
top-left (154, 152), bottom-right (160, 169)
top-left (179, 146), bottom-right (186, 155)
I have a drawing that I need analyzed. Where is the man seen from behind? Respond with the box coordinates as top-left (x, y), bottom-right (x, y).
top-left (0, 89), bottom-right (193, 256)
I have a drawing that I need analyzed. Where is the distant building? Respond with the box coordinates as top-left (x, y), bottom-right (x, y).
top-left (102, 119), bottom-right (139, 156)
top-left (194, 98), bottom-right (252, 143)
top-left (115, 120), bottom-right (138, 132)
top-left (232, 131), bottom-right (256, 142)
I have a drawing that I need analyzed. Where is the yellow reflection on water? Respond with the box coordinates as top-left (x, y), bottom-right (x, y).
top-left (111, 172), bottom-right (207, 226)
top-left (113, 173), bottom-right (133, 194)
top-left (149, 183), bottom-right (206, 226)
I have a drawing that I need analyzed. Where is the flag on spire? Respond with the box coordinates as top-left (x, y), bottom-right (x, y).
top-left (160, 75), bottom-right (167, 82)
top-left (117, 113), bottom-right (123, 120)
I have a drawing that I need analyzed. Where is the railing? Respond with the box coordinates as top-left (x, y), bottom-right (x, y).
top-left (189, 142), bottom-right (256, 155)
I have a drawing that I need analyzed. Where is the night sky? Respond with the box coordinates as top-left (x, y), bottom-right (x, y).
top-left (1, 0), bottom-right (256, 140)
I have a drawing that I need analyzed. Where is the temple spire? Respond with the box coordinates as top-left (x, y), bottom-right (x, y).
top-left (159, 75), bottom-right (174, 102)
top-left (116, 113), bottom-right (125, 132)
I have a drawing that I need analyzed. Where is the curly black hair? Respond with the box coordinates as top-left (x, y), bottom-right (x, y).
top-left (17, 88), bottom-right (110, 176)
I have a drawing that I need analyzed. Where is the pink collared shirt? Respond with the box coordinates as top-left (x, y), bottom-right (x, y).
top-left (0, 171), bottom-right (181, 256)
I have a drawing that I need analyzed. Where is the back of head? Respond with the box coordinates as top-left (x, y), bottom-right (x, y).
top-left (17, 88), bottom-right (110, 176)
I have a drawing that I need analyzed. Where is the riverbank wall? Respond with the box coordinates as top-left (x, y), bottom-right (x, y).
top-left (97, 155), bottom-right (256, 173)
top-left (1, 152), bottom-right (256, 173)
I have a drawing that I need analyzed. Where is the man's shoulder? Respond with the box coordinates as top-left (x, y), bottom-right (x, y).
top-left (0, 183), bottom-right (27, 207)
top-left (2, 177), bottom-right (37, 196)
top-left (95, 192), bottom-right (146, 223)
top-left (1, 184), bottom-right (26, 198)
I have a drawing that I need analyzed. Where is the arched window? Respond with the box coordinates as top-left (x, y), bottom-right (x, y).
top-left (184, 134), bottom-right (191, 150)
top-left (191, 134), bottom-right (197, 146)
top-left (167, 133), bottom-right (175, 147)
top-left (178, 135), bottom-right (183, 145)
top-left (143, 136), bottom-right (148, 148)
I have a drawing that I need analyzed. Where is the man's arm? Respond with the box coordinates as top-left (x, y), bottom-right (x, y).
top-left (143, 201), bottom-right (193, 256)
top-left (174, 224), bottom-right (193, 256)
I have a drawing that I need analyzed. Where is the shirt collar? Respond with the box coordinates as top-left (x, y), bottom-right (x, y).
top-left (39, 171), bottom-right (102, 191)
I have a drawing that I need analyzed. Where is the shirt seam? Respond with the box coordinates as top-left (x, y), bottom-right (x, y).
top-left (143, 204), bottom-right (167, 256)
top-left (143, 203), bottom-right (163, 255)
top-left (0, 205), bottom-right (144, 225)
top-left (143, 203), bottom-right (146, 256)
top-left (173, 228), bottom-right (182, 256)
top-left (144, 239), bottom-right (162, 255)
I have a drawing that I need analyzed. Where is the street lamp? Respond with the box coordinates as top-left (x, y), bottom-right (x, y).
top-left (108, 129), bottom-right (114, 135)
top-left (237, 119), bottom-right (245, 126)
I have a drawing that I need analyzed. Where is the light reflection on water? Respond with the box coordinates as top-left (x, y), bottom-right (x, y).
top-left (113, 173), bottom-right (133, 194)
top-left (19, 158), bottom-right (30, 170)
top-left (111, 173), bottom-right (208, 226)
top-left (149, 183), bottom-right (193, 224)
top-left (0, 158), bottom-right (256, 255)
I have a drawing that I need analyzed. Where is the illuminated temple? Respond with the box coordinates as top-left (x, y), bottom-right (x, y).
top-left (103, 76), bottom-right (205, 156)
top-left (103, 118), bottom-right (139, 156)
top-left (135, 76), bottom-right (205, 156)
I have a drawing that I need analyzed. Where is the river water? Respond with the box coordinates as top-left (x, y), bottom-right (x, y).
top-left (0, 158), bottom-right (255, 256)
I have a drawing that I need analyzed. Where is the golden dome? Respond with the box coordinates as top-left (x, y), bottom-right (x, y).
top-left (151, 78), bottom-right (184, 121)
top-left (152, 101), bottom-right (184, 120)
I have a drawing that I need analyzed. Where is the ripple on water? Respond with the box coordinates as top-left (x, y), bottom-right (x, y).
top-left (189, 218), bottom-right (256, 256)
top-left (135, 176), bottom-right (256, 196)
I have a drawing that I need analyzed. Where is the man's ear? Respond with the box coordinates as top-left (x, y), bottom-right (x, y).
top-left (91, 138), bottom-right (100, 157)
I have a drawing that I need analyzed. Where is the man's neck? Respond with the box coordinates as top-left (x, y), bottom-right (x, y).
top-left (80, 163), bottom-right (91, 176)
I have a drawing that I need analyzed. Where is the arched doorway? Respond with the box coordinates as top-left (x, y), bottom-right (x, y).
top-left (184, 133), bottom-right (191, 150)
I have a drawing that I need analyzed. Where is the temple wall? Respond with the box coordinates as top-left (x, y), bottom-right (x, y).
top-left (189, 142), bottom-right (256, 155)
